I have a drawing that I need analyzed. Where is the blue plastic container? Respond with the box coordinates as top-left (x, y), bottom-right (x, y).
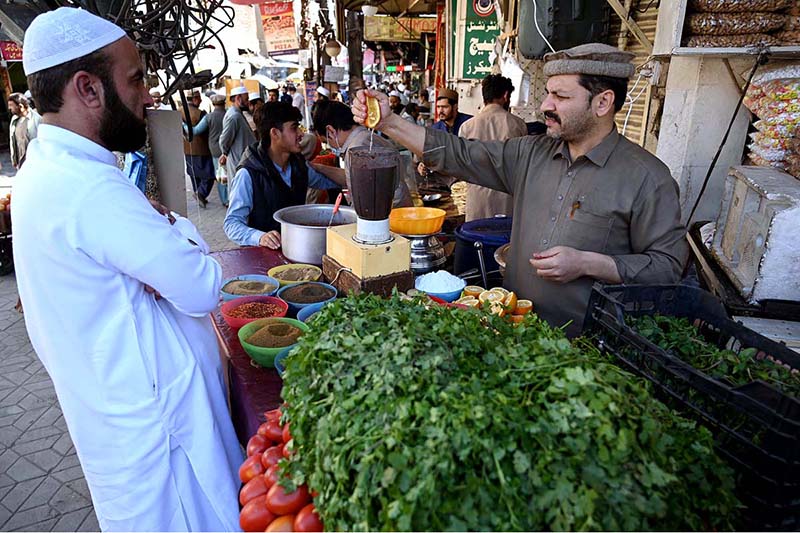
top-left (277, 282), bottom-right (338, 318)
top-left (274, 346), bottom-right (292, 376)
top-left (453, 217), bottom-right (512, 275)
top-left (297, 301), bottom-right (327, 323)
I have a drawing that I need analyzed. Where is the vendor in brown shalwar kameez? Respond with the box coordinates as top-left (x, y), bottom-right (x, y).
top-left (351, 43), bottom-right (688, 336)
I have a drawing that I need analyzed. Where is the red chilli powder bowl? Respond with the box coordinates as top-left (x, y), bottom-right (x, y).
top-left (220, 295), bottom-right (288, 330)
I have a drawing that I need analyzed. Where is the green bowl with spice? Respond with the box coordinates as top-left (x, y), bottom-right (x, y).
top-left (238, 317), bottom-right (310, 368)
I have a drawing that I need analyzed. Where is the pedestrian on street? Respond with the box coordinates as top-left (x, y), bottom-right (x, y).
top-left (289, 84), bottom-right (304, 112)
top-left (180, 90), bottom-right (215, 207)
top-left (352, 43), bottom-right (688, 337)
top-left (223, 101), bottom-right (346, 249)
top-left (7, 93), bottom-right (37, 169)
top-left (12, 8), bottom-right (242, 531)
top-left (458, 74), bottom-right (528, 221)
top-left (183, 91), bottom-right (230, 206)
top-left (219, 85), bottom-right (256, 180)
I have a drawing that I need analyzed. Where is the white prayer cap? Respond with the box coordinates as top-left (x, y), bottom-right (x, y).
top-left (248, 91), bottom-right (262, 101)
top-left (149, 87), bottom-right (163, 96)
top-left (230, 86), bottom-right (248, 97)
top-left (389, 90), bottom-right (401, 97)
top-left (23, 7), bottom-right (127, 76)
top-left (316, 86), bottom-right (330, 97)
top-left (397, 83), bottom-right (406, 92)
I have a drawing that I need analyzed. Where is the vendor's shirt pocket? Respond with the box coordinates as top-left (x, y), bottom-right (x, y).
top-left (558, 206), bottom-right (614, 253)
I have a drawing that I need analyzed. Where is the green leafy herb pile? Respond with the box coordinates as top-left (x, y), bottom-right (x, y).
top-left (281, 295), bottom-right (738, 531)
top-left (628, 315), bottom-right (800, 398)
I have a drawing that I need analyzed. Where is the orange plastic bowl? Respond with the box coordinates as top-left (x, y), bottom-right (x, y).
top-left (389, 207), bottom-right (446, 236)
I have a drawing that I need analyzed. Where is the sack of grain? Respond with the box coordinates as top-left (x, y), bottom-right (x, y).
top-left (687, 12), bottom-right (786, 35)
top-left (689, 0), bottom-right (793, 12)
top-left (685, 33), bottom-right (780, 47)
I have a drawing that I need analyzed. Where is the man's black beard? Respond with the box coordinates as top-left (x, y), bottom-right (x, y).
top-left (98, 79), bottom-right (147, 153)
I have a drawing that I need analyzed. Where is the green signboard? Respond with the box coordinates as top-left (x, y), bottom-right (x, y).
top-left (461, 0), bottom-right (500, 79)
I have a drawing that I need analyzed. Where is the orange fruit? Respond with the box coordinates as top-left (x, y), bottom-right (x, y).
top-left (365, 96), bottom-right (381, 129)
top-left (508, 314), bottom-right (525, 325)
top-left (489, 302), bottom-right (506, 317)
top-left (503, 291), bottom-right (517, 311)
top-left (478, 290), bottom-right (504, 304)
top-left (457, 299), bottom-right (480, 308)
top-left (455, 296), bottom-right (476, 305)
top-left (463, 285), bottom-right (484, 298)
top-left (514, 300), bottom-right (533, 315)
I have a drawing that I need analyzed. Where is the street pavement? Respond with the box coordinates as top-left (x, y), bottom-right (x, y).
top-left (0, 161), bottom-right (234, 531)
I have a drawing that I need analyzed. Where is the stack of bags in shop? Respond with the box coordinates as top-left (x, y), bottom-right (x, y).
top-left (743, 62), bottom-right (800, 178)
top-left (683, 0), bottom-right (793, 47)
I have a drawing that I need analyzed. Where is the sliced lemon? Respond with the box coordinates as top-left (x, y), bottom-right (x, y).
top-left (463, 285), bottom-right (484, 298)
top-left (458, 299), bottom-right (480, 308)
top-left (514, 299), bottom-right (533, 315)
top-left (503, 291), bottom-right (517, 311)
top-left (455, 296), bottom-right (476, 305)
top-left (478, 290), bottom-right (505, 304)
top-left (489, 301), bottom-right (506, 317)
top-left (365, 96), bottom-right (381, 129)
top-left (491, 287), bottom-right (509, 297)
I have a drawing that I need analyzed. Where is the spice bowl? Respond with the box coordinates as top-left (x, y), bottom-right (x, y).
top-left (277, 282), bottom-right (338, 317)
top-left (220, 295), bottom-right (289, 330)
top-left (238, 317), bottom-right (309, 368)
top-left (267, 263), bottom-right (323, 287)
top-left (220, 274), bottom-right (280, 302)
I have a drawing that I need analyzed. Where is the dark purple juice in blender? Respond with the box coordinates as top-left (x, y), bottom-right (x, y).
top-left (346, 147), bottom-right (399, 221)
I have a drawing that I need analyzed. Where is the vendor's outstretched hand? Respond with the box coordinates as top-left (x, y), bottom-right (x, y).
top-left (352, 89), bottom-right (392, 131)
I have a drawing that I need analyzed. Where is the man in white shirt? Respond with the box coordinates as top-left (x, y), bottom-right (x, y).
top-left (12, 8), bottom-right (241, 531)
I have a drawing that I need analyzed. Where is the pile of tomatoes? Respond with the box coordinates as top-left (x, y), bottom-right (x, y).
top-left (238, 408), bottom-right (323, 532)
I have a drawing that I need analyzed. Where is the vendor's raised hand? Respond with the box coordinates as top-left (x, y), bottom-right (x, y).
top-left (352, 89), bottom-right (391, 131)
top-left (529, 246), bottom-right (586, 284)
top-left (259, 230), bottom-right (281, 250)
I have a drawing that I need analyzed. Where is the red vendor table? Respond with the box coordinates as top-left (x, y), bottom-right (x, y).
top-left (211, 247), bottom-right (291, 446)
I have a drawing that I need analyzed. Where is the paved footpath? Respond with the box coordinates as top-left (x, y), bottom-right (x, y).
top-left (0, 166), bottom-right (234, 531)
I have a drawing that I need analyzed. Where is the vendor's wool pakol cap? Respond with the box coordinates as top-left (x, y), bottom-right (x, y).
top-left (23, 7), bottom-right (127, 75)
top-left (437, 87), bottom-right (459, 101)
top-left (230, 86), bottom-right (248, 97)
top-left (543, 43), bottom-right (635, 79)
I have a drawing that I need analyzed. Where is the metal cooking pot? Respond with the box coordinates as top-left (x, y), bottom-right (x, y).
top-left (273, 205), bottom-right (357, 265)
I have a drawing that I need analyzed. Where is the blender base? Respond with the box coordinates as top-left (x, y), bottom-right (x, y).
top-left (326, 223), bottom-right (411, 280)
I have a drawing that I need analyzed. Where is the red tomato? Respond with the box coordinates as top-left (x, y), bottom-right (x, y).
top-left (247, 434), bottom-right (269, 457)
top-left (263, 464), bottom-right (281, 488)
top-left (294, 503), bottom-right (323, 532)
top-left (261, 445), bottom-right (284, 469)
top-left (239, 475), bottom-right (269, 506)
top-left (239, 496), bottom-right (276, 532)
top-left (265, 483), bottom-right (311, 516)
top-left (282, 423), bottom-right (292, 444)
top-left (239, 455), bottom-right (266, 484)
top-left (265, 514), bottom-right (296, 532)
top-left (282, 441), bottom-right (293, 459)
top-left (257, 422), bottom-right (272, 439)
top-left (264, 408), bottom-right (282, 422)
top-left (263, 420), bottom-right (284, 443)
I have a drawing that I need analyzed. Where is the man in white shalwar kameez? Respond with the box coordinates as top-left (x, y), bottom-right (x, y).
top-left (12, 8), bottom-right (242, 531)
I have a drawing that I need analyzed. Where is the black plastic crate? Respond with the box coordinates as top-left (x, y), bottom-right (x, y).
top-left (583, 284), bottom-right (800, 530)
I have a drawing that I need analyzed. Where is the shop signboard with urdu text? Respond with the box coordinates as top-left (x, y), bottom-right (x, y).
top-left (451, 0), bottom-right (500, 79)
top-left (0, 41), bottom-right (22, 62)
top-left (364, 16), bottom-right (437, 42)
top-left (260, 1), bottom-right (299, 54)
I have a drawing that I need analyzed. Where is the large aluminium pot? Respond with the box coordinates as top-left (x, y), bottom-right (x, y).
top-left (273, 205), bottom-right (357, 265)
